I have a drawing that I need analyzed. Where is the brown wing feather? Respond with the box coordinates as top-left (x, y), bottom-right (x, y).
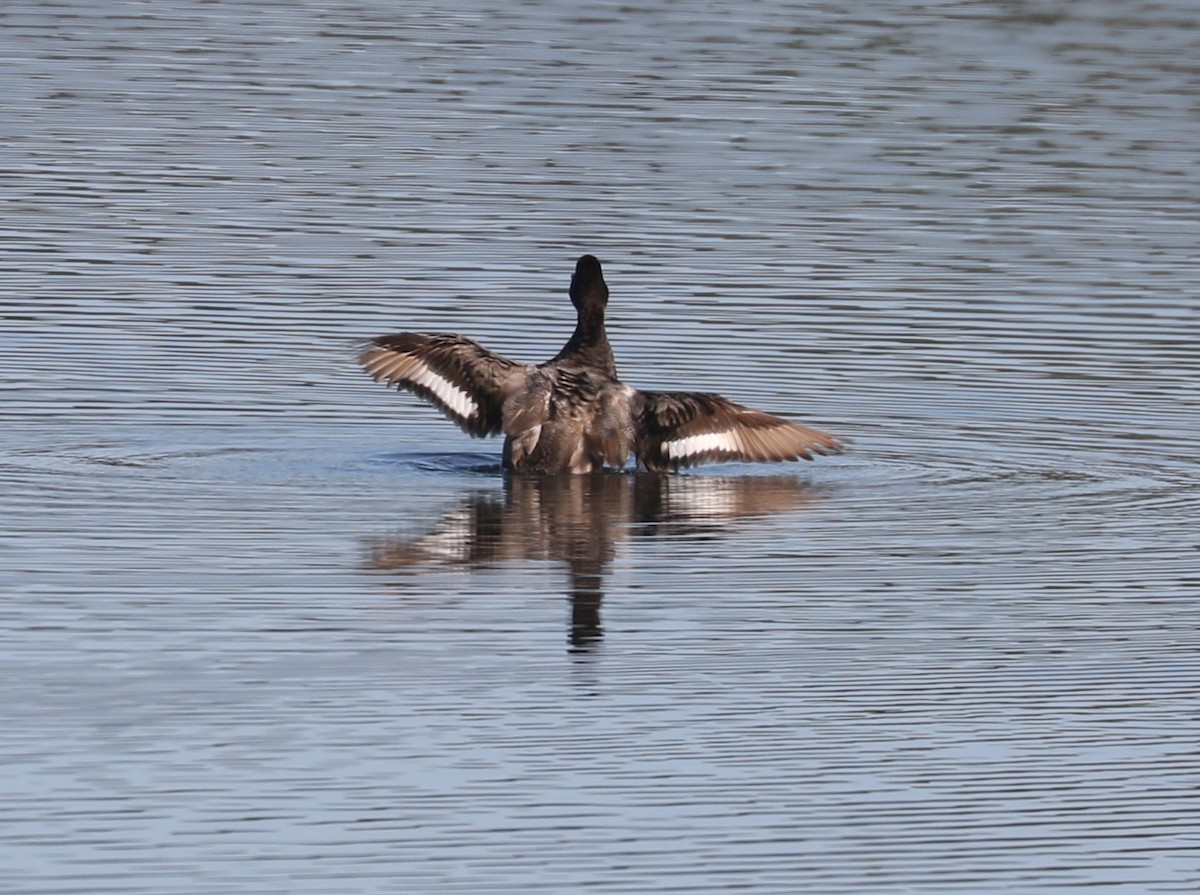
top-left (359, 333), bottom-right (527, 437)
top-left (635, 391), bottom-right (844, 472)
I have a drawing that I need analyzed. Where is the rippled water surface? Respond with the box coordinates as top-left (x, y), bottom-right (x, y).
top-left (2, 1), bottom-right (1198, 892)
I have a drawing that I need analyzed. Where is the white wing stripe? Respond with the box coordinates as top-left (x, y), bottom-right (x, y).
top-left (410, 363), bottom-right (478, 420)
top-left (663, 430), bottom-right (740, 459)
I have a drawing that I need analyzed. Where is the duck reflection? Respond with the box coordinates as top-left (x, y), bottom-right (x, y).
top-left (367, 473), bottom-right (826, 650)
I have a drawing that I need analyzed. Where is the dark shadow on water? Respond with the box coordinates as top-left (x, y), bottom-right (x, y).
top-left (366, 472), bottom-right (830, 652)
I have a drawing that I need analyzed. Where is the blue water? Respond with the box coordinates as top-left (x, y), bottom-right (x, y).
top-left (2, 1), bottom-right (1197, 892)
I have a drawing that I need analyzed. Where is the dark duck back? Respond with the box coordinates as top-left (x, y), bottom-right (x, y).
top-left (360, 255), bottom-right (844, 473)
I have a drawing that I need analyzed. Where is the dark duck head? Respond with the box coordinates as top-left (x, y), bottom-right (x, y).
top-left (570, 254), bottom-right (608, 314)
top-left (554, 254), bottom-right (615, 374)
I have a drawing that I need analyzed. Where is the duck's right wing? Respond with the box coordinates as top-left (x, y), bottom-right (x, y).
top-left (635, 390), bottom-right (844, 472)
top-left (359, 333), bottom-right (529, 437)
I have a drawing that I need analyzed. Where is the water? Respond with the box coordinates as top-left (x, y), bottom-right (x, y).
top-left (2, 1), bottom-right (1198, 892)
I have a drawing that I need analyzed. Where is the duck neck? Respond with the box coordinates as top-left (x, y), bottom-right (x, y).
top-left (558, 306), bottom-right (615, 373)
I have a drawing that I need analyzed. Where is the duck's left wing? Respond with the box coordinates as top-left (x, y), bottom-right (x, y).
top-left (359, 333), bottom-right (528, 437)
top-left (634, 391), bottom-right (844, 472)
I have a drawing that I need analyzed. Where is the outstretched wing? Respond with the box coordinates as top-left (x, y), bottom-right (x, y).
top-left (635, 391), bottom-right (844, 471)
top-left (359, 333), bottom-right (528, 437)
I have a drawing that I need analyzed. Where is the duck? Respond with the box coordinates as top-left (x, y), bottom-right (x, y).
top-left (359, 255), bottom-right (844, 474)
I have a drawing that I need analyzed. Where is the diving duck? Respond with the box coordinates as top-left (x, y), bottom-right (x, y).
top-left (359, 255), bottom-right (844, 474)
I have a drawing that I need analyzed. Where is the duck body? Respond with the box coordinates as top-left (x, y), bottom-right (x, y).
top-left (360, 255), bottom-right (843, 474)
